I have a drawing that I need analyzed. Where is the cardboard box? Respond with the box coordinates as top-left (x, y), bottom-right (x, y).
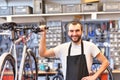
top-left (81, 0), bottom-right (99, 3)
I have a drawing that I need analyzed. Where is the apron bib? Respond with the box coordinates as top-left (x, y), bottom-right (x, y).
top-left (66, 41), bottom-right (89, 80)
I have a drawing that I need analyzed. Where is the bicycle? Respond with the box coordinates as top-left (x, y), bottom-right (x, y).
top-left (92, 59), bottom-right (114, 80)
top-left (16, 23), bottom-right (48, 80)
top-left (0, 22), bottom-right (18, 80)
top-left (0, 22), bottom-right (47, 80)
top-left (52, 63), bottom-right (64, 80)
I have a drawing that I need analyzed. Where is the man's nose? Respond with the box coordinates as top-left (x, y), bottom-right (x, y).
top-left (73, 31), bottom-right (77, 35)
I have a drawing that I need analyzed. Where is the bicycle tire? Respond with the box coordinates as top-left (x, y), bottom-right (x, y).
top-left (106, 67), bottom-right (114, 80)
top-left (0, 53), bottom-right (15, 80)
top-left (22, 49), bottom-right (38, 80)
top-left (52, 75), bottom-right (63, 80)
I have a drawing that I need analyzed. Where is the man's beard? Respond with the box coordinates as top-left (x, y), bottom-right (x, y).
top-left (68, 35), bottom-right (81, 43)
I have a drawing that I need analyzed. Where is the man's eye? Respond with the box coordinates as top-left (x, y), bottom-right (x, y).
top-left (76, 30), bottom-right (80, 32)
top-left (70, 30), bottom-right (73, 32)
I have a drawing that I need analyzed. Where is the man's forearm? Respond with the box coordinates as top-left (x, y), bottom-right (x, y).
top-left (93, 59), bottom-right (109, 79)
top-left (39, 32), bottom-right (46, 57)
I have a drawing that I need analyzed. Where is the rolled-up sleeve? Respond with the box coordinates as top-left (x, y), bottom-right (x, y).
top-left (53, 45), bottom-right (61, 58)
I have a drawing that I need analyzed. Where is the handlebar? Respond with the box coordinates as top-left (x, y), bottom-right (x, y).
top-left (32, 27), bottom-right (48, 33)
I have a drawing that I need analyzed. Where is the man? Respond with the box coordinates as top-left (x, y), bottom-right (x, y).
top-left (39, 21), bottom-right (109, 80)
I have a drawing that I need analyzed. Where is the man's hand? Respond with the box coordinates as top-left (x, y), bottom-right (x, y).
top-left (39, 25), bottom-right (47, 34)
top-left (81, 75), bottom-right (96, 80)
top-left (39, 25), bottom-right (47, 30)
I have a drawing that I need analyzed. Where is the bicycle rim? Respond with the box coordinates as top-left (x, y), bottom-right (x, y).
top-left (22, 50), bottom-right (38, 80)
top-left (0, 54), bottom-right (15, 80)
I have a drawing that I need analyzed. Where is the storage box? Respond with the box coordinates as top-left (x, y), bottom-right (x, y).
top-left (0, 6), bottom-right (13, 15)
top-left (45, 3), bottom-right (62, 13)
top-left (33, 0), bottom-right (44, 14)
top-left (3, 75), bottom-right (14, 80)
top-left (81, 3), bottom-right (102, 12)
top-left (81, 0), bottom-right (99, 3)
top-left (13, 6), bottom-right (33, 14)
top-left (103, 2), bottom-right (120, 11)
top-left (100, 73), bottom-right (108, 80)
top-left (62, 4), bottom-right (81, 13)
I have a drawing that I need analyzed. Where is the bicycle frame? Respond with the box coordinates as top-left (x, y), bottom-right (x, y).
top-left (16, 32), bottom-right (36, 80)
top-left (17, 26), bottom-right (48, 80)
top-left (18, 42), bottom-right (27, 80)
top-left (10, 42), bottom-right (18, 80)
top-left (0, 31), bottom-right (18, 80)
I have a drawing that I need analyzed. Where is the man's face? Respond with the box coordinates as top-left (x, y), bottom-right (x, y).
top-left (68, 23), bottom-right (82, 43)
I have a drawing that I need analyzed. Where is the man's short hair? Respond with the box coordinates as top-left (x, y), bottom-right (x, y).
top-left (66, 20), bottom-right (83, 31)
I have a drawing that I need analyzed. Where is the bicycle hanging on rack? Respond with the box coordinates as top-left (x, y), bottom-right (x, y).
top-left (0, 22), bottom-right (47, 80)
top-left (16, 24), bottom-right (48, 80)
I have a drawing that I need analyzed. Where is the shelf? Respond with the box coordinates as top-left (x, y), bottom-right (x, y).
top-left (3, 11), bottom-right (120, 17)
top-left (0, 11), bottom-right (120, 23)
top-left (112, 70), bottom-right (120, 74)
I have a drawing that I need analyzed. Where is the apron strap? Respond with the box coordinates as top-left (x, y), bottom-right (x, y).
top-left (68, 43), bottom-right (72, 56)
top-left (68, 40), bottom-right (84, 56)
top-left (81, 40), bottom-right (84, 55)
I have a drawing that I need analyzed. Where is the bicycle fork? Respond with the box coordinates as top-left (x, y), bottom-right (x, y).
top-left (18, 45), bottom-right (27, 80)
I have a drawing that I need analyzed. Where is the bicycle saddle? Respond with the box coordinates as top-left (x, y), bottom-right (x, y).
top-left (2, 22), bottom-right (17, 29)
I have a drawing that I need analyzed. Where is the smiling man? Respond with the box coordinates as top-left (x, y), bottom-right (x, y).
top-left (39, 20), bottom-right (109, 80)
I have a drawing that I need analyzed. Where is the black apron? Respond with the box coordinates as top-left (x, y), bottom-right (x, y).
top-left (66, 41), bottom-right (89, 80)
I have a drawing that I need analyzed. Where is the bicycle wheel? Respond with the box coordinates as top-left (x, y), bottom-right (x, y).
top-left (0, 53), bottom-right (15, 80)
top-left (52, 75), bottom-right (63, 80)
top-left (22, 49), bottom-right (38, 80)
